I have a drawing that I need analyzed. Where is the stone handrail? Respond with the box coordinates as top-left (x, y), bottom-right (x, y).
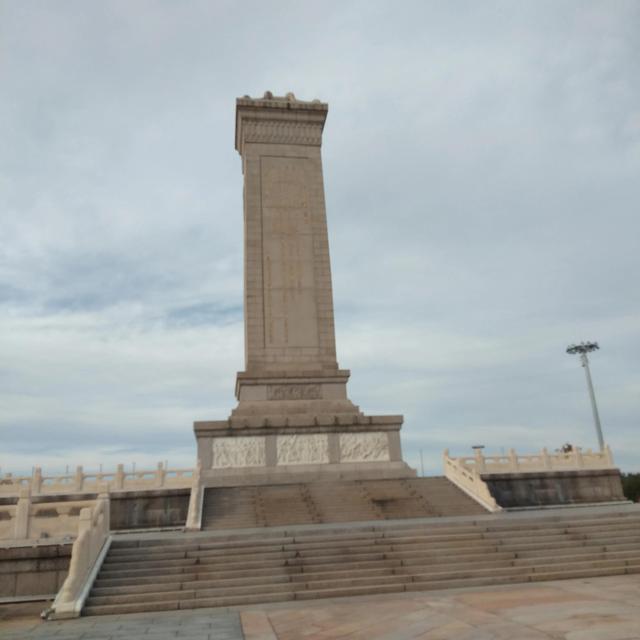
top-left (0, 462), bottom-right (193, 497)
top-left (48, 488), bottom-right (111, 619)
top-left (443, 451), bottom-right (501, 512)
top-left (185, 461), bottom-right (203, 531)
top-left (2, 485), bottom-right (94, 540)
top-left (443, 445), bottom-right (617, 512)
top-left (451, 446), bottom-right (615, 475)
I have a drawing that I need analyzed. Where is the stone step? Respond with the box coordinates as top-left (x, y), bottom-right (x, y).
top-left (93, 566), bottom-right (400, 597)
top-left (112, 520), bottom-right (634, 556)
top-left (92, 557), bottom-right (640, 615)
top-left (102, 537), bottom-right (502, 568)
top-left (87, 572), bottom-right (417, 608)
top-left (93, 560), bottom-right (404, 589)
top-left (84, 590), bottom-right (293, 616)
top-left (106, 522), bottom-right (640, 563)
top-left (95, 542), bottom-right (640, 588)
top-left (99, 534), bottom-right (640, 579)
top-left (85, 503), bottom-right (640, 617)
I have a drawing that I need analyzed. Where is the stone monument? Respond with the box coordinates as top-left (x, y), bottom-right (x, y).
top-left (194, 92), bottom-right (414, 486)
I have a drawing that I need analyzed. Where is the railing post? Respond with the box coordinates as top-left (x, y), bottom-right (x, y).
top-left (32, 467), bottom-right (43, 494)
top-left (604, 444), bottom-right (614, 467)
top-left (74, 466), bottom-right (84, 492)
top-left (541, 448), bottom-right (551, 470)
top-left (96, 483), bottom-right (110, 532)
top-left (77, 507), bottom-right (91, 535)
top-left (77, 507), bottom-right (92, 572)
top-left (14, 484), bottom-right (31, 539)
top-left (185, 461), bottom-right (203, 530)
top-left (115, 464), bottom-right (125, 490)
top-left (474, 449), bottom-right (486, 473)
top-left (574, 447), bottom-right (584, 469)
top-left (509, 449), bottom-right (519, 471)
top-left (155, 461), bottom-right (166, 488)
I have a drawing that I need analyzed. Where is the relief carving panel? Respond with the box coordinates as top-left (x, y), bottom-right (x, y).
top-left (211, 437), bottom-right (266, 468)
top-left (277, 434), bottom-right (329, 465)
top-left (339, 432), bottom-right (390, 463)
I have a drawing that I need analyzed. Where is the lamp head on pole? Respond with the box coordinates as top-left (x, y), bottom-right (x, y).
top-left (566, 341), bottom-right (599, 355)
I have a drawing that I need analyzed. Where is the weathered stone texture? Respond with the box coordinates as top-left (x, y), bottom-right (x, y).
top-left (483, 469), bottom-right (626, 508)
top-left (0, 543), bottom-right (71, 597)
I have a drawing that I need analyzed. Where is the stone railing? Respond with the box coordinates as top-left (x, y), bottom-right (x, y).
top-left (449, 446), bottom-right (615, 475)
top-left (47, 487), bottom-right (111, 619)
top-left (185, 461), bottom-right (203, 531)
top-left (443, 450), bottom-right (501, 512)
top-left (0, 462), bottom-right (193, 497)
top-left (443, 446), bottom-right (617, 512)
top-left (0, 485), bottom-right (95, 541)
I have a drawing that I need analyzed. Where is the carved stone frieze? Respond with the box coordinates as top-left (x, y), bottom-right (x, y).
top-left (241, 119), bottom-right (324, 146)
top-left (277, 434), bottom-right (329, 465)
top-left (339, 432), bottom-right (390, 463)
top-left (211, 437), bottom-right (266, 468)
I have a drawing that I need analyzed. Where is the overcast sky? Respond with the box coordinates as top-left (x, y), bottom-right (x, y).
top-left (1, 1), bottom-right (639, 477)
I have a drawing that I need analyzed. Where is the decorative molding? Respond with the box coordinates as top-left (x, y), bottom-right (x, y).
top-left (241, 119), bottom-right (323, 146)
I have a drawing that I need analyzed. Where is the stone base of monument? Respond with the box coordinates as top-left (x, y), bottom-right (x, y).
top-left (193, 413), bottom-right (416, 488)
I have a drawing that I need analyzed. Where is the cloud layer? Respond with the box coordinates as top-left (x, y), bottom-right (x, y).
top-left (1, 1), bottom-right (639, 476)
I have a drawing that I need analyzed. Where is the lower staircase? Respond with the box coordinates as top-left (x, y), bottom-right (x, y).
top-left (83, 506), bottom-right (640, 616)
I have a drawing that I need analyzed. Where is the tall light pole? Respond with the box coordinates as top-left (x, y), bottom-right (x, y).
top-left (566, 341), bottom-right (605, 451)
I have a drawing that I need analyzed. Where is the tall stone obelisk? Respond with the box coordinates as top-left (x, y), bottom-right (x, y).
top-left (193, 92), bottom-right (413, 487)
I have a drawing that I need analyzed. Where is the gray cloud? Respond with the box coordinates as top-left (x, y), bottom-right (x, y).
top-left (1, 1), bottom-right (638, 476)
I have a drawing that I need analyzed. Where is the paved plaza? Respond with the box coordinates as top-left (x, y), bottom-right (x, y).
top-left (2, 574), bottom-right (640, 639)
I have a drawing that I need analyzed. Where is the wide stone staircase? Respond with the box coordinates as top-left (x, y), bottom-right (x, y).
top-left (83, 507), bottom-right (640, 616)
top-left (201, 478), bottom-right (486, 529)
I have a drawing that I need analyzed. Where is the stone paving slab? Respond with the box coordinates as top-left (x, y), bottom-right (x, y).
top-left (0, 607), bottom-right (243, 640)
top-left (2, 575), bottom-right (640, 639)
top-left (238, 574), bottom-right (640, 640)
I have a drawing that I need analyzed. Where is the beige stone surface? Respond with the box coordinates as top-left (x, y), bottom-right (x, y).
top-left (276, 434), bottom-right (329, 465)
top-left (4, 575), bottom-right (640, 639)
top-left (236, 93), bottom-right (336, 379)
top-left (339, 431), bottom-right (390, 462)
top-left (238, 575), bottom-right (640, 640)
top-left (212, 436), bottom-right (266, 468)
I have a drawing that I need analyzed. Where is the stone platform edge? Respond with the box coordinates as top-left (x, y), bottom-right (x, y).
top-left (194, 414), bottom-right (403, 436)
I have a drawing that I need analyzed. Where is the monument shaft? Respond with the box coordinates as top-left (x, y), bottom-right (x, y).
top-left (233, 94), bottom-right (355, 418)
top-left (236, 95), bottom-right (337, 375)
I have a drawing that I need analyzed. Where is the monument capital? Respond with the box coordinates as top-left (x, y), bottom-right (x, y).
top-left (235, 91), bottom-right (328, 155)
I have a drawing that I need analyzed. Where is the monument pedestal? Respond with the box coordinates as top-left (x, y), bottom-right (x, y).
top-left (195, 412), bottom-right (413, 488)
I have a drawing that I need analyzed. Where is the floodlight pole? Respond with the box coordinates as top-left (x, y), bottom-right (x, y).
top-left (580, 351), bottom-right (604, 452)
top-left (566, 342), bottom-right (605, 452)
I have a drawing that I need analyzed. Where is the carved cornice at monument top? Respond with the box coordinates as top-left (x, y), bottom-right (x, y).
top-left (235, 90), bottom-right (328, 154)
top-left (239, 118), bottom-right (324, 149)
top-left (237, 90), bottom-right (328, 111)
